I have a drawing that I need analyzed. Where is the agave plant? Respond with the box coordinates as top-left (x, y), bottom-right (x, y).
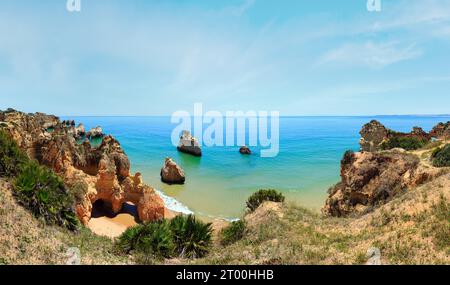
top-left (14, 161), bottom-right (79, 230)
top-left (170, 215), bottom-right (212, 259)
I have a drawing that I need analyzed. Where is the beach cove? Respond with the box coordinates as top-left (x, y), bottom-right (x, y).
top-left (62, 115), bottom-right (450, 221)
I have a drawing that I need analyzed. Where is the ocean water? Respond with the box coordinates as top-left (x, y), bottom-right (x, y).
top-left (62, 115), bottom-right (450, 220)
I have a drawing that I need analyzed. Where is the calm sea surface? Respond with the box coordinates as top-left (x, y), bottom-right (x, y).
top-left (62, 115), bottom-right (450, 220)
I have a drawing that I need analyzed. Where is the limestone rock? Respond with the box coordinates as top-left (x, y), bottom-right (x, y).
top-left (239, 146), bottom-right (252, 155)
top-left (160, 158), bottom-right (185, 184)
top-left (430, 122), bottom-right (450, 140)
top-left (359, 120), bottom-right (389, 152)
top-left (177, 130), bottom-right (202, 156)
top-left (323, 150), bottom-right (439, 217)
top-left (86, 126), bottom-right (103, 139)
top-left (0, 109), bottom-right (166, 225)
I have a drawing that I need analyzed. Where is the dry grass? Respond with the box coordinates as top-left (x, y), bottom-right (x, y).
top-left (194, 174), bottom-right (450, 265)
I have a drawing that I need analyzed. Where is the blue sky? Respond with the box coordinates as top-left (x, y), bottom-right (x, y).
top-left (0, 0), bottom-right (449, 116)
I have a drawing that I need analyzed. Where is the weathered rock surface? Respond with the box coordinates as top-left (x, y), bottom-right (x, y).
top-left (239, 146), bottom-right (252, 155)
top-left (323, 150), bottom-right (443, 217)
top-left (177, 130), bottom-right (202, 156)
top-left (430, 122), bottom-right (450, 140)
top-left (0, 110), bottom-right (165, 225)
top-left (360, 120), bottom-right (431, 152)
top-left (160, 158), bottom-right (185, 184)
top-left (86, 126), bottom-right (103, 139)
top-left (359, 120), bottom-right (389, 152)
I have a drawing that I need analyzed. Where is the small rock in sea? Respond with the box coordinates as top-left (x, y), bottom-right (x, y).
top-left (177, 130), bottom-right (202, 156)
top-left (239, 146), bottom-right (251, 155)
top-left (86, 126), bottom-right (103, 139)
top-left (160, 157), bottom-right (185, 184)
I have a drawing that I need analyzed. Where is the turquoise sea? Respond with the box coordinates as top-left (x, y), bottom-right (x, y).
top-left (62, 116), bottom-right (450, 220)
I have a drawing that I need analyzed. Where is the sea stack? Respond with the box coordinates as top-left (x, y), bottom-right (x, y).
top-left (239, 146), bottom-right (251, 155)
top-left (161, 158), bottom-right (186, 184)
top-left (177, 130), bottom-right (202, 156)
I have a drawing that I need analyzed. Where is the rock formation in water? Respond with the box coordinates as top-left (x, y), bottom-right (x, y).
top-left (239, 146), bottom-right (251, 155)
top-left (86, 126), bottom-right (103, 139)
top-left (0, 109), bottom-right (165, 225)
top-left (160, 157), bottom-right (185, 184)
top-left (177, 130), bottom-right (202, 156)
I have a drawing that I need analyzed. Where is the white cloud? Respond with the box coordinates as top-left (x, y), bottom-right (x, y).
top-left (317, 41), bottom-right (422, 68)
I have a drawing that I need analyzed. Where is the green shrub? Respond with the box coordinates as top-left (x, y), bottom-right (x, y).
top-left (432, 144), bottom-right (450, 167)
top-left (13, 160), bottom-right (79, 230)
top-left (341, 150), bottom-right (355, 165)
top-left (380, 136), bottom-right (428, 151)
top-left (0, 130), bottom-right (28, 177)
top-left (170, 215), bottom-right (213, 258)
top-left (246, 189), bottom-right (285, 212)
top-left (116, 220), bottom-right (174, 259)
top-left (220, 220), bottom-right (246, 246)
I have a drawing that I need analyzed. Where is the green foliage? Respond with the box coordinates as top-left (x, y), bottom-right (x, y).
top-left (246, 189), bottom-right (285, 212)
top-left (117, 215), bottom-right (213, 260)
top-left (13, 160), bottom-right (79, 230)
top-left (220, 220), bottom-right (246, 246)
top-left (380, 136), bottom-right (428, 151)
top-left (170, 215), bottom-right (213, 259)
top-left (431, 144), bottom-right (450, 167)
top-left (341, 150), bottom-right (355, 166)
top-left (116, 220), bottom-right (174, 259)
top-left (0, 130), bottom-right (28, 177)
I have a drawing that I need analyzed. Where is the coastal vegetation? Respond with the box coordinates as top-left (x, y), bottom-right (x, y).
top-left (14, 161), bottom-right (79, 231)
top-left (380, 136), bottom-right (428, 151)
top-left (116, 214), bottom-right (213, 262)
top-left (0, 129), bottom-right (78, 230)
top-left (246, 189), bottom-right (285, 212)
top-left (116, 220), bottom-right (174, 262)
top-left (170, 215), bottom-right (212, 259)
top-left (220, 220), bottom-right (246, 246)
top-left (0, 111), bottom-right (449, 265)
top-left (432, 144), bottom-right (450, 167)
top-left (0, 130), bottom-right (27, 177)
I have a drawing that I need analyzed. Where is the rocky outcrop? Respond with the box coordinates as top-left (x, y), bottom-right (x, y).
top-left (359, 120), bottom-right (389, 152)
top-left (75, 123), bottom-right (85, 139)
top-left (239, 146), bottom-right (251, 155)
top-left (0, 110), bottom-right (165, 225)
top-left (160, 158), bottom-right (185, 184)
top-left (323, 150), bottom-right (443, 217)
top-left (86, 126), bottom-right (103, 139)
top-left (177, 130), bottom-right (202, 156)
top-left (360, 120), bottom-right (431, 152)
top-left (430, 122), bottom-right (450, 140)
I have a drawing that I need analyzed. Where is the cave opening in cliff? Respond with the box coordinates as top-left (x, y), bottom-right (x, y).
top-left (91, 200), bottom-right (139, 225)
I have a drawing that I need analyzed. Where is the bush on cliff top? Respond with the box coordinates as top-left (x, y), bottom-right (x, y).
top-left (380, 136), bottom-right (428, 151)
top-left (14, 160), bottom-right (79, 231)
top-left (246, 189), bottom-right (285, 212)
top-left (432, 144), bottom-right (450, 167)
top-left (220, 220), bottom-right (246, 246)
top-left (0, 130), bottom-right (28, 177)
